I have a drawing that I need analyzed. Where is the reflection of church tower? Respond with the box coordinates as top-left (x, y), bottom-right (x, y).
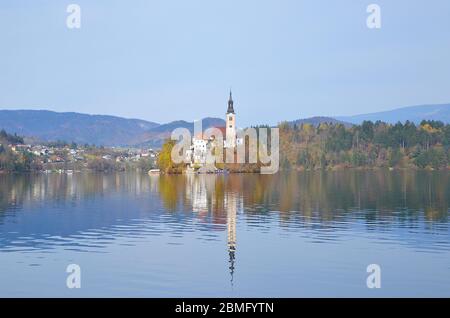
top-left (226, 193), bottom-right (237, 285)
top-left (226, 90), bottom-right (236, 148)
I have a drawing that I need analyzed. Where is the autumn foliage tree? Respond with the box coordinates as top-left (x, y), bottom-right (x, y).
top-left (279, 120), bottom-right (450, 170)
top-left (157, 139), bottom-right (184, 174)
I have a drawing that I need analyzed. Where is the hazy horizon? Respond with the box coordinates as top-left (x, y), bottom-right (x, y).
top-left (1, 102), bottom-right (450, 126)
top-left (1, 1), bottom-right (450, 127)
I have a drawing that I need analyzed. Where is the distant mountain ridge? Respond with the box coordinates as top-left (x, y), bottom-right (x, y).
top-left (0, 110), bottom-right (159, 146)
top-left (0, 109), bottom-right (225, 147)
top-left (2, 103), bottom-right (450, 147)
top-left (287, 116), bottom-right (353, 127)
top-left (136, 117), bottom-right (226, 148)
top-left (148, 117), bottom-right (225, 134)
top-left (335, 104), bottom-right (450, 124)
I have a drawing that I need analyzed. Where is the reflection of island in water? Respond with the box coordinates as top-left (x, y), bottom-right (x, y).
top-left (157, 171), bottom-right (450, 285)
top-left (0, 170), bottom-right (449, 286)
top-left (227, 194), bottom-right (237, 286)
top-left (184, 174), bottom-right (240, 284)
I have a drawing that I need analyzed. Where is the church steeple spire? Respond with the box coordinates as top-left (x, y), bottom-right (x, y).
top-left (225, 89), bottom-right (236, 148)
top-left (227, 90), bottom-right (235, 114)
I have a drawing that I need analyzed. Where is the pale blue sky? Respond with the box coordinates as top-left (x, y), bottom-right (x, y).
top-left (1, 0), bottom-right (450, 126)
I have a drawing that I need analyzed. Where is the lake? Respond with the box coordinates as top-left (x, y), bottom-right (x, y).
top-left (0, 170), bottom-right (449, 297)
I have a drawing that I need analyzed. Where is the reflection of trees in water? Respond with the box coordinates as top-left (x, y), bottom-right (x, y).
top-left (158, 175), bottom-right (183, 212)
top-left (0, 171), bottom-right (448, 282)
top-left (1, 170), bottom-right (448, 225)
top-left (153, 171), bottom-right (448, 285)
top-left (155, 171), bottom-right (449, 224)
top-left (0, 172), bottom-right (156, 219)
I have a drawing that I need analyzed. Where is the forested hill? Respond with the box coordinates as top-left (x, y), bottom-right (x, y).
top-left (279, 120), bottom-right (450, 170)
top-left (0, 110), bottom-right (225, 147)
top-left (0, 110), bottom-right (159, 146)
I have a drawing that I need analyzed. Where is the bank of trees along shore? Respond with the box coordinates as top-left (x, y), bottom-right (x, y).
top-left (0, 130), bottom-right (36, 172)
top-left (4, 119), bottom-right (450, 173)
top-left (280, 120), bottom-right (450, 170)
top-left (0, 129), bottom-right (158, 173)
top-left (159, 120), bottom-right (450, 173)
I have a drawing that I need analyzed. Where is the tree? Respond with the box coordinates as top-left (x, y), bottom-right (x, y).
top-left (157, 140), bottom-right (184, 173)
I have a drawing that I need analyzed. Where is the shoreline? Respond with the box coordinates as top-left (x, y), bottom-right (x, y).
top-left (2, 166), bottom-right (448, 175)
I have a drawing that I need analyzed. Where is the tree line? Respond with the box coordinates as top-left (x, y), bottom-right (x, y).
top-left (279, 120), bottom-right (450, 170)
top-left (0, 129), bottom-right (35, 171)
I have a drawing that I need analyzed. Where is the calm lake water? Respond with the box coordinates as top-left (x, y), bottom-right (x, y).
top-left (0, 170), bottom-right (449, 297)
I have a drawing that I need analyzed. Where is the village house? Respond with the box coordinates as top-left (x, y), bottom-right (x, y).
top-left (10, 144), bottom-right (31, 153)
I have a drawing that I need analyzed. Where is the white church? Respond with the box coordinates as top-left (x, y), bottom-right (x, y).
top-left (186, 91), bottom-right (243, 169)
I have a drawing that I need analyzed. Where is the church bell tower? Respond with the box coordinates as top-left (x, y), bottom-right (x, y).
top-left (226, 90), bottom-right (236, 148)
